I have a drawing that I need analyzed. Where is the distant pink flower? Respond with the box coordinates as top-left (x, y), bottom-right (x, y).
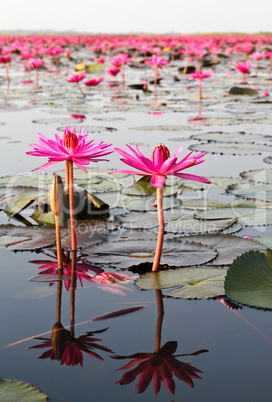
top-left (95, 56), bottom-right (106, 63)
top-left (106, 67), bottom-right (120, 77)
top-left (145, 55), bottom-right (168, 69)
top-left (262, 91), bottom-right (269, 97)
top-left (71, 114), bottom-right (86, 120)
top-left (188, 70), bottom-right (213, 82)
top-left (66, 72), bottom-right (86, 83)
top-left (26, 126), bottom-right (114, 172)
top-left (250, 52), bottom-right (264, 61)
top-left (64, 49), bottom-right (72, 58)
top-left (236, 62), bottom-right (252, 74)
top-left (28, 58), bottom-right (43, 69)
top-left (110, 53), bottom-right (132, 67)
top-left (0, 55), bottom-right (11, 64)
top-left (111, 144), bottom-right (210, 188)
top-left (84, 77), bottom-right (104, 87)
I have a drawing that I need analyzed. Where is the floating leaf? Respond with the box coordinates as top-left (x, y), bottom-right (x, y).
top-left (121, 176), bottom-right (180, 197)
top-left (240, 168), bottom-right (272, 184)
top-left (92, 306), bottom-right (143, 321)
top-left (56, 125), bottom-right (117, 133)
top-left (226, 182), bottom-right (272, 202)
top-left (4, 190), bottom-right (38, 217)
top-left (135, 267), bottom-right (226, 299)
top-left (165, 214), bottom-right (236, 234)
top-left (228, 87), bottom-right (258, 96)
top-left (178, 234), bottom-right (265, 266)
top-left (191, 132), bottom-right (271, 144)
top-left (225, 249), bottom-right (272, 310)
top-left (0, 225), bottom-right (56, 251)
top-left (30, 205), bottom-right (56, 226)
top-left (0, 172), bottom-right (54, 189)
top-left (86, 239), bottom-right (217, 268)
top-left (194, 207), bottom-right (272, 226)
top-left (30, 274), bottom-right (69, 282)
top-left (189, 142), bottom-right (272, 155)
top-left (129, 125), bottom-right (189, 132)
top-left (0, 377), bottom-right (48, 401)
top-left (86, 62), bottom-right (105, 73)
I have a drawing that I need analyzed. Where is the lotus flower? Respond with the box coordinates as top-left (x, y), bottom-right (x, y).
top-left (113, 341), bottom-right (204, 396)
top-left (0, 54), bottom-right (11, 82)
top-left (105, 67), bottom-right (120, 78)
top-left (28, 58), bottom-right (44, 87)
top-left (188, 70), bottom-right (213, 99)
top-left (145, 55), bottom-right (168, 89)
top-left (66, 73), bottom-right (87, 97)
top-left (26, 126), bottom-right (114, 172)
top-left (111, 144), bottom-right (210, 188)
top-left (84, 77), bottom-right (104, 87)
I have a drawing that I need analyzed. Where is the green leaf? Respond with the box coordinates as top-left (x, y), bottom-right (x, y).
top-left (165, 215), bottom-right (237, 234)
top-left (0, 172), bottom-right (54, 189)
top-left (0, 377), bottom-right (48, 401)
top-left (240, 168), bottom-right (272, 184)
top-left (225, 249), bottom-right (272, 310)
top-left (228, 87), bottom-right (258, 96)
top-left (226, 182), bottom-right (272, 202)
top-left (135, 267), bottom-right (226, 299)
top-left (30, 205), bottom-right (56, 226)
top-left (191, 132), bottom-right (270, 144)
top-left (121, 176), bottom-right (180, 197)
top-left (86, 62), bottom-right (105, 73)
top-left (189, 142), bottom-right (272, 155)
top-left (4, 190), bottom-right (38, 217)
top-left (0, 225), bottom-right (56, 251)
top-left (194, 207), bottom-right (272, 226)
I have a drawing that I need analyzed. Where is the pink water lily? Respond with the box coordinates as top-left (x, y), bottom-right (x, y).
top-left (26, 126), bottom-right (114, 172)
top-left (66, 73), bottom-right (87, 97)
top-left (84, 77), bottom-right (104, 87)
top-left (111, 144), bottom-right (210, 188)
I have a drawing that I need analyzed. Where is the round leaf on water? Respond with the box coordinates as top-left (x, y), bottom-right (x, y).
top-left (189, 142), bottom-right (272, 155)
top-left (0, 172), bottom-right (54, 189)
top-left (240, 169), bottom-right (272, 185)
top-left (177, 234), bottom-right (265, 266)
top-left (117, 209), bottom-right (185, 229)
top-left (121, 176), bottom-right (180, 197)
top-left (165, 214), bottom-right (236, 234)
top-left (135, 267), bottom-right (226, 299)
top-left (85, 239), bottom-right (217, 268)
top-left (14, 286), bottom-right (56, 299)
top-left (194, 207), bottom-right (272, 226)
top-left (30, 274), bottom-right (70, 282)
top-left (191, 132), bottom-right (269, 144)
top-left (228, 87), bottom-right (258, 96)
top-left (0, 377), bottom-right (48, 401)
top-left (129, 125), bottom-right (189, 132)
top-left (226, 182), bottom-right (272, 202)
top-left (86, 62), bottom-right (105, 73)
top-left (225, 249), bottom-right (272, 310)
top-left (3, 190), bottom-right (38, 217)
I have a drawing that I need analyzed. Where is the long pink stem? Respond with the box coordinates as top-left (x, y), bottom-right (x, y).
top-left (152, 187), bottom-right (164, 272)
top-left (4, 64), bottom-right (9, 82)
top-left (154, 65), bottom-right (158, 90)
top-left (35, 68), bottom-right (39, 88)
top-left (68, 160), bottom-right (77, 251)
top-left (76, 82), bottom-right (85, 98)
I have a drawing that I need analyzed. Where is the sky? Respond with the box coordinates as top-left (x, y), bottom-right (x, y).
top-left (1, 0), bottom-right (271, 35)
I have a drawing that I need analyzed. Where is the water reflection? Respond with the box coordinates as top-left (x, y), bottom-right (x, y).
top-left (30, 251), bottom-right (113, 367)
top-left (112, 290), bottom-right (208, 396)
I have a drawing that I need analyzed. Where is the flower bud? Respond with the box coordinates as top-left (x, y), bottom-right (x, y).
top-left (151, 145), bottom-right (170, 163)
top-left (63, 131), bottom-right (78, 154)
top-left (51, 322), bottom-right (66, 361)
top-left (49, 176), bottom-right (64, 216)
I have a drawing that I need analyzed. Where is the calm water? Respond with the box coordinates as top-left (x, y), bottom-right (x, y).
top-left (1, 47), bottom-right (272, 401)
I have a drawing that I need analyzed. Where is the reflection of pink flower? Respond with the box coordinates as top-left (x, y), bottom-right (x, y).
top-left (26, 126), bottom-right (114, 172)
top-left (114, 341), bottom-right (204, 396)
top-left (84, 77), bottom-right (104, 86)
top-left (112, 144), bottom-right (210, 188)
top-left (28, 58), bottom-right (43, 69)
top-left (30, 328), bottom-right (113, 367)
top-left (66, 73), bottom-right (86, 82)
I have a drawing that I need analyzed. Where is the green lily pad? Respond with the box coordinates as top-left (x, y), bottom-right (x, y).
top-left (253, 236), bottom-right (272, 249)
top-left (240, 169), bottom-right (272, 184)
top-left (86, 62), bottom-right (105, 73)
top-left (116, 209), bottom-right (185, 229)
top-left (121, 176), bottom-right (180, 197)
top-left (228, 87), bottom-right (258, 96)
top-left (165, 214), bottom-right (236, 234)
top-left (0, 225), bottom-right (56, 251)
top-left (0, 172), bottom-right (54, 189)
top-left (54, 167), bottom-right (129, 180)
top-left (30, 205), bottom-right (56, 226)
top-left (191, 132), bottom-right (270, 144)
top-left (226, 182), bottom-right (272, 202)
top-left (194, 207), bottom-right (272, 226)
top-left (135, 267), bottom-right (226, 299)
top-left (3, 190), bottom-right (39, 217)
top-left (56, 125), bottom-right (117, 133)
top-left (0, 377), bottom-right (48, 401)
top-left (178, 234), bottom-right (265, 266)
top-left (189, 142), bottom-right (272, 155)
top-left (129, 125), bottom-right (190, 132)
top-left (207, 176), bottom-right (243, 190)
top-left (181, 199), bottom-right (226, 210)
top-left (225, 249), bottom-right (272, 310)
top-left (86, 239), bottom-right (217, 268)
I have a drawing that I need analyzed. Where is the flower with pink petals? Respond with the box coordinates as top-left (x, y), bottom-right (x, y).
top-left (145, 55), bottom-right (168, 69)
top-left (105, 67), bottom-right (120, 77)
top-left (188, 70), bottom-right (213, 99)
top-left (95, 56), bottom-right (106, 63)
top-left (26, 126), bottom-right (114, 172)
top-left (111, 144), bottom-right (210, 188)
top-left (236, 61), bottom-right (252, 74)
top-left (0, 55), bottom-right (11, 64)
top-left (66, 72), bottom-right (86, 83)
top-left (28, 58), bottom-right (43, 69)
top-left (84, 77), bottom-right (104, 87)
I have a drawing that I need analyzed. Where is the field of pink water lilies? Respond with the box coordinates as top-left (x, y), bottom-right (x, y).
top-left (1, 33), bottom-right (272, 401)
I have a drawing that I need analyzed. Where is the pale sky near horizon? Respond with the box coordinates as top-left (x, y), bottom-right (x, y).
top-left (1, 0), bottom-right (271, 35)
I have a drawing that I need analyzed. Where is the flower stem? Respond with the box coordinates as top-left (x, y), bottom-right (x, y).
top-left (55, 214), bottom-right (63, 270)
top-left (4, 64), bottom-right (9, 82)
top-left (152, 187), bottom-right (164, 272)
top-left (68, 160), bottom-right (77, 251)
top-left (154, 66), bottom-right (158, 90)
top-left (35, 68), bottom-right (38, 88)
top-left (77, 82), bottom-right (85, 98)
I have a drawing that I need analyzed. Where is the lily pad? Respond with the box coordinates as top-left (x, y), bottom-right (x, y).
top-left (226, 182), bottom-right (272, 202)
top-left (191, 132), bottom-right (271, 144)
top-left (0, 172), bottom-right (54, 189)
top-left (177, 234), bottom-right (265, 266)
top-left (135, 267), bottom-right (226, 299)
top-left (194, 207), bottom-right (272, 226)
top-left (3, 190), bottom-right (38, 217)
top-left (225, 249), bottom-right (272, 310)
top-left (0, 377), bottom-right (48, 401)
top-left (189, 142), bottom-right (272, 155)
top-left (129, 125), bottom-right (189, 132)
top-left (121, 176), bottom-right (180, 197)
top-left (228, 87), bottom-right (258, 96)
top-left (85, 239), bottom-right (217, 268)
top-left (0, 225), bottom-right (56, 251)
top-left (86, 62), bottom-right (105, 73)
top-left (240, 169), bottom-right (272, 184)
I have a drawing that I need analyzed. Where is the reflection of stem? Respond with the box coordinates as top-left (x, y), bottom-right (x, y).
top-left (68, 160), bottom-right (77, 251)
top-left (70, 250), bottom-right (77, 339)
top-left (76, 82), bottom-right (85, 98)
top-left (155, 289), bottom-right (164, 352)
top-left (152, 187), bottom-right (164, 272)
top-left (56, 277), bottom-right (63, 323)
